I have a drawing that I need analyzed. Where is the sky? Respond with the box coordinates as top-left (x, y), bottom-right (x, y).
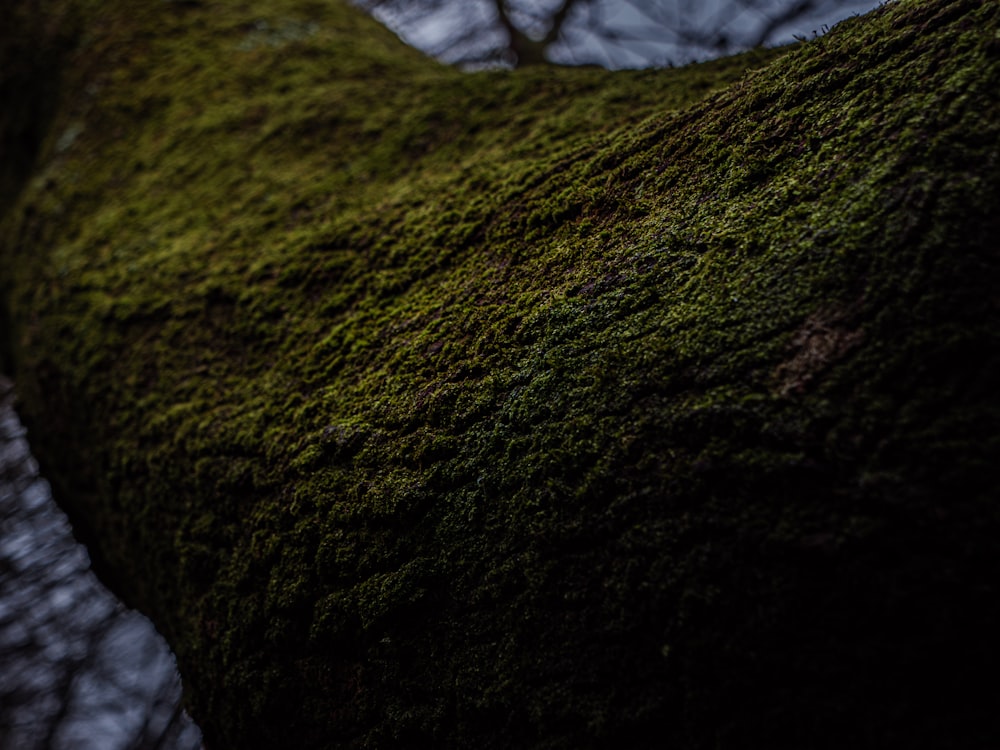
top-left (366, 0), bottom-right (887, 68)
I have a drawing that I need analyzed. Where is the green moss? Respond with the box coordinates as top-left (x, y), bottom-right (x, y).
top-left (2, 0), bottom-right (999, 747)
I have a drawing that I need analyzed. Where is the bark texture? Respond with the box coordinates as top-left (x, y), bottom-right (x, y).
top-left (1, 0), bottom-right (998, 747)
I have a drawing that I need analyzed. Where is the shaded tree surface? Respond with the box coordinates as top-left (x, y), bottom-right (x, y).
top-left (1, 0), bottom-right (998, 748)
top-left (358, 0), bottom-right (881, 67)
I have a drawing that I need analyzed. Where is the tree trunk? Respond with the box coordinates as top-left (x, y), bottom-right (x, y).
top-left (1, 0), bottom-right (998, 747)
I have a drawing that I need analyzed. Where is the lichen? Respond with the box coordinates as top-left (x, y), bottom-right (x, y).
top-left (1, 0), bottom-right (998, 747)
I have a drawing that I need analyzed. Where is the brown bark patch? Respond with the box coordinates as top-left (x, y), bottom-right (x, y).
top-left (774, 305), bottom-right (864, 397)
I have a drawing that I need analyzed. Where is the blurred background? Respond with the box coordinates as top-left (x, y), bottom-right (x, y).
top-left (0, 379), bottom-right (202, 750)
top-left (357, 0), bottom-right (884, 68)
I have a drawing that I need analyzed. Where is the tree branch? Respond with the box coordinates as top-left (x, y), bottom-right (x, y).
top-left (749, 0), bottom-right (816, 47)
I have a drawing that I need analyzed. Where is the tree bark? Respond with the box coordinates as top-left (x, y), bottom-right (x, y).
top-left (1, 0), bottom-right (998, 747)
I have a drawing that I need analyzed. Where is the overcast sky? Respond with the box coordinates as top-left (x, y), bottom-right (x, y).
top-left (366, 0), bottom-right (886, 68)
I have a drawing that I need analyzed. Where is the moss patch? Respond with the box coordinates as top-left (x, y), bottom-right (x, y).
top-left (2, 0), bottom-right (999, 747)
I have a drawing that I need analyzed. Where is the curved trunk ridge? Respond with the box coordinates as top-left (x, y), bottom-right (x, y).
top-left (1, 0), bottom-right (998, 747)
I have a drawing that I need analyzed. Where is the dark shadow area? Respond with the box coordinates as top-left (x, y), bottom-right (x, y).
top-left (0, 0), bottom-right (76, 222)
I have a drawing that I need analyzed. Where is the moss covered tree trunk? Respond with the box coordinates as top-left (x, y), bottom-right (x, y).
top-left (1, 0), bottom-right (998, 747)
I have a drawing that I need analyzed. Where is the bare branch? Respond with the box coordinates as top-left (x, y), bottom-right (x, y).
top-left (354, 0), bottom-right (881, 68)
top-left (542, 0), bottom-right (585, 45)
top-left (491, 0), bottom-right (551, 65)
top-left (749, 0), bottom-right (815, 47)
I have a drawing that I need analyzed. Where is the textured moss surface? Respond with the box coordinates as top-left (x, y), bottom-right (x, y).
top-left (2, 0), bottom-right (998, 747)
